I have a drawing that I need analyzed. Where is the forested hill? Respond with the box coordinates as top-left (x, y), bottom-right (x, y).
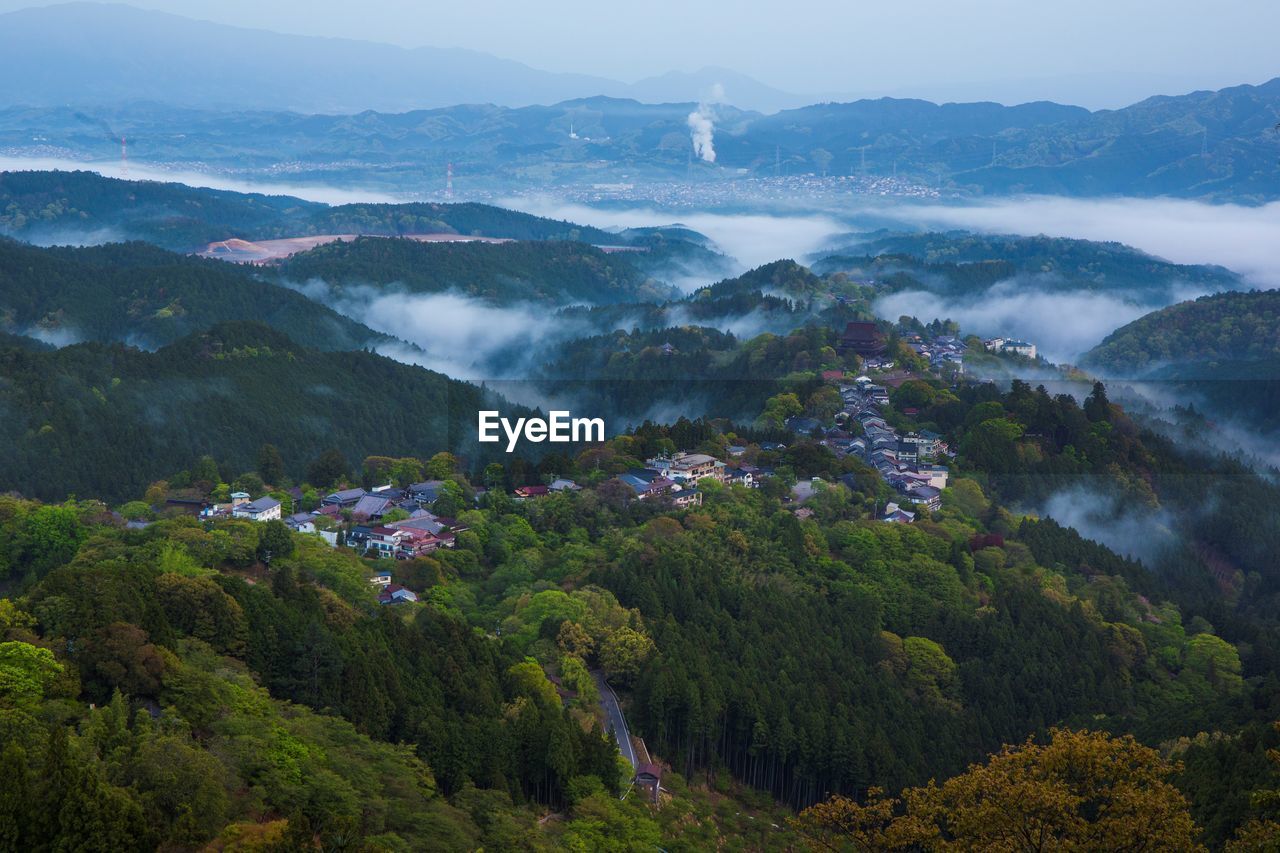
top-left (692, 258), bottom-right (827, 301)
top-left (0, 329), bottom-right (54, 352)
top-left (276, 237), bottom-right (681, 305)
top-left (1084, 289), bottom-right (1280, 373)
top-left (0, 322), bottom-right (515, 502)
top-left (3, 377), bottom-right (1280, 847)
top-left (815, 231), bottom-right (1243, 294)
top-left (0, 238), bottom-right (388, 351)
top-left (0, 171), bottom-right (620, 251)
top-left (0, 170), bottom-right (321, 251)
top-left (307, 201), bottom-right (617, 244)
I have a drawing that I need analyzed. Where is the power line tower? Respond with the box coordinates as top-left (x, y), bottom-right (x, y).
top-left (445, 162), bottom-right (454, 199)
top-left (121, 136), bottom-right (128, 178)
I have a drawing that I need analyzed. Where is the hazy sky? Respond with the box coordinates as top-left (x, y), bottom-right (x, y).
top-left (3, 0), bottom-right (1277, 106)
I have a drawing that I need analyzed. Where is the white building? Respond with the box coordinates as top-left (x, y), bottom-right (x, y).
top-left (232, 497), bottom-right (282, 522)
top-left (986, 338), bottom-right (1037, 359)
top-left (1002, 340), bottom-right (1037, 359)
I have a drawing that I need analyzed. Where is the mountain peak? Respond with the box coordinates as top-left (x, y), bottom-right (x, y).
top-left (0, 3), bottom-right (796, 113)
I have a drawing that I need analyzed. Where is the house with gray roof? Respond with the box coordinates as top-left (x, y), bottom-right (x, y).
top-left (322, 488), bottom-right (366, 508)
top-left (233, 497), bottom-right (282, 522)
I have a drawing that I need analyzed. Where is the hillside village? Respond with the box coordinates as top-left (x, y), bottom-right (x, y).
top-left (97, 313), bottom-right (1058, 625)
top-left (131, 320), bottom-right (1007, 609)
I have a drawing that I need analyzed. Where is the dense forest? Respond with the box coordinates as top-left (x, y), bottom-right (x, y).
top-left (0, 169), bottom-right (318, 251)
top-left (1085, 288), bottom-right (1280, 372)
top-left (4, 375), bottom-right (1280, 848)
top-left (0, 238), bottom-right (387, 351)
top-left (1079, 290), bottom-right (1280, 434)
top-left (815, 231), bottom-right (1242, 295)
top-left (549, 259), bottom-right (856, 346)
top-left (0, 322), bottom-right (523, 503)
top-left (276, 237), bottom-right (680, 306)
top-left (0, 171), bottom-right (630, 250)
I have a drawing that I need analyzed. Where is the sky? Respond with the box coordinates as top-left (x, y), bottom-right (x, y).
top-left (1, 0), bottom-right (1276, 107)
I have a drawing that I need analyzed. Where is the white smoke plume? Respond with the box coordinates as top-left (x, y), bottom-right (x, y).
top-left (687, 86), bottom-right (721, 163)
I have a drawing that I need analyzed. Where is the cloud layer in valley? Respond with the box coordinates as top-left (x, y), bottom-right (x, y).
top-left (504, 198), bottom-right (845, 272)
top-left (287, 280), bottom-right (594, 380)
top-left (877, 195), bottom-right (1280, 288)
top-left (872, 279), bottom-right (1207, 364)
top-left (0, 155), bottom-right (398, 205)
top-left (1034, 485), bottom-right (1177, 564)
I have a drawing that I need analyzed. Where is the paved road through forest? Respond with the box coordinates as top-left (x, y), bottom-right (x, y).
top-left (592, 670), bottom-right (637, 769)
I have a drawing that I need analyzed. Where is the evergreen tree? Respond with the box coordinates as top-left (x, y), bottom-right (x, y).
top-left (34, 726), bottom-right (76, 849)
top-left (0, 741), bottom-right (33, 851)
top-left (1084, 380), bottom-right (1111, 422)
top-left (307, 448), bottom-right (350, 489)
top-left (257, 443), bottom-right (286, 486)
top-left (257, 520), bottom-right (295, 564)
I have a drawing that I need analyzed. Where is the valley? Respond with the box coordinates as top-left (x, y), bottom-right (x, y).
top-left (0, 6), bottom-right (1276, 846)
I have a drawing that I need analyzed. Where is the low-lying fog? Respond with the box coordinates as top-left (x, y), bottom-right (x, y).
top-left (882, 195), bottom-right (1280, 288)
top-left (0, 156), bottom-right (399, 206)
top-left (509, 193), bottom-right (1280, 363)
top-left (872, 281), bottom-right (1207, 364)
top-left (9, 156), bottom-right (1279, 372)
top-left (504, 197), bottom-right (846, 271)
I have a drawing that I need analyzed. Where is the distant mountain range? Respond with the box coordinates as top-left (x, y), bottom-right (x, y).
top-left (0, 3), bottom-right (812, 113)
top-left (3, 78), bottom-right (1277, 201)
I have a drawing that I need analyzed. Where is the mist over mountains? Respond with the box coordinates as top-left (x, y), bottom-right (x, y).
top-left (1, 4), bottom-right (1277, 201)
top-left (0, 2), bottom-right (811, 113)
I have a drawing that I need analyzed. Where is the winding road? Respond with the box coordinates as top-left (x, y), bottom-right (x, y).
top-left (592, 669), bottom-right (637, 770)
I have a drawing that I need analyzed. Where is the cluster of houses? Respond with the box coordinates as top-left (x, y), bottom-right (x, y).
top-left (904, 333), bottom-right (966, 374)
top-left (508, 449), bottom-right (783, 509)
top-left (792, 377), bottom-right (953, 523)
top-left (164, 481), bottom-right (466, 606)
top-left (193, 480), bottom-right (467, 565)
top-left (316, 481), bottom-right (464, 559)
top-left (983, 337), bottom-right (1037, 360)
top-left (609, 452), bottom-right (727, 506)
